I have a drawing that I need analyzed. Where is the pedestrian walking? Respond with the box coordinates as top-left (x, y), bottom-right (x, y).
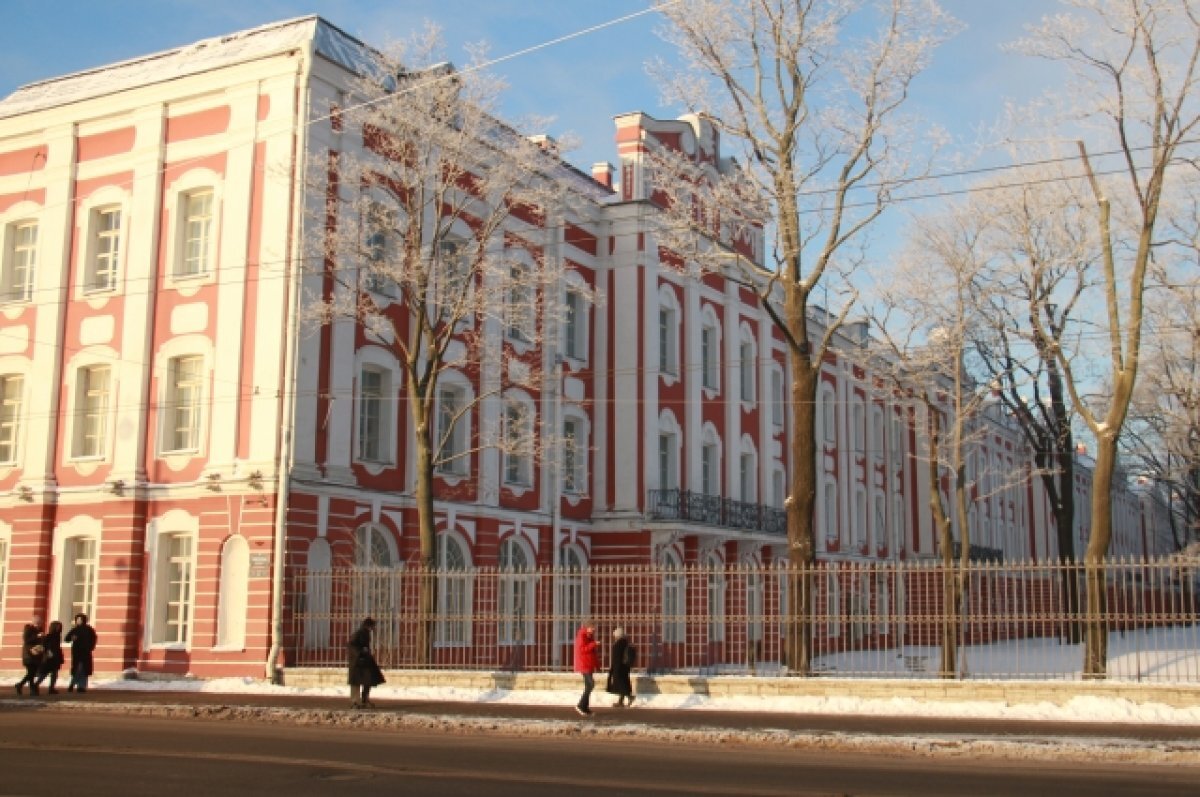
top-left (573, 621), bottom-right (599, 716)
top-left (34, 620), bottom-right (64, 694)
top-left (346, 617), bottom-right (385, 708)
top-left (14, 615), bottom-right (44, 696)
top-left (65, 613), bottom-right (97, 693)
top-left (606, 626), bottom-right (636, 707)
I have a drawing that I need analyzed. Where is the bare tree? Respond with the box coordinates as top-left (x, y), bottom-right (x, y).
top-left (304, 27), bottom-right (580, 659)
top-left (969, 171), bottom-right (1098, 642)
top-left (648, 0), bottom-right (956, 674)
top-left (1010, 0), bottom-right (1200, 676)
top-left (867, 201), bottom-right (1009, 678)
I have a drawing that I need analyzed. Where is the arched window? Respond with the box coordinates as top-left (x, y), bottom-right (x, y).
top-left (660, 548), bottom-right (684, 644)
top-left (700, 305), bottom-right (721, 392)
top-left (498, 535), bottom-right (535, 645)
top-left (657, 411), bottom-right (681, 491)
top-left (556, 543), bottom-right (589, 645)
top-left (706, 552), bottom-right (726, 642)
top-left (216, 536), bottom-right (249, 649)
top-left (303, 538), bottom-right (332, 650)
top-left (351, 524), bottom-right (398, 656)
top-left (738, 323), bottom-right (756, 403)
top-left (745, 563), bottom-right (764, 643)
top-left (436, 531), bottom-right (473, 646)
top-left (658, 286), bottom-right (681, 378)
top-left (502, 391), bottom-right (535, 488)
top-left (700, 423), bottom-right (722, 497)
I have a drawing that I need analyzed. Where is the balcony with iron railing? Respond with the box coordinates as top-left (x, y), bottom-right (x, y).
top-left (646, 488), bottom-right (787, 536)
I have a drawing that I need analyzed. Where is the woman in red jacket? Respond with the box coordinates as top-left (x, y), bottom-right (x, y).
top-left (573, 621), bottom-right (599, 716)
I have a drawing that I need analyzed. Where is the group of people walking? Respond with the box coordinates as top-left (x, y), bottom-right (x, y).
top-left (14, 614), bottom-right (97, 697)
top-left (573, 621), bottom-right (636, 716)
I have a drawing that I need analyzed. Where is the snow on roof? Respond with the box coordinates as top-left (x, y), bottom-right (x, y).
top-left (0, 16), bottom-right (373, 120)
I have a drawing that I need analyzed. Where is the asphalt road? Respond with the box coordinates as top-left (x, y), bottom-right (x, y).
top-left (1, 705), bottom-right (1198, 796)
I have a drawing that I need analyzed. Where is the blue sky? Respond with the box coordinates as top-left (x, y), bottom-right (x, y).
top-left (0, 1), bottom-right (1057, 180)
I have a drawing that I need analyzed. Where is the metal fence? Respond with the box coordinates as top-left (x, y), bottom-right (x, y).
top-left (285, 556), bottom-right (1200, 682)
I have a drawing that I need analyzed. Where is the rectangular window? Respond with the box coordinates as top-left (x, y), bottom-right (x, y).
top-left (658, 433), bottom-right (677, 490)
top-left (62, 537), bottom-right (98, 624)
top-left (503, 401), bottom-right (531, 485)
top-left (739, 453), bottom-right (754, 502)
top-left (435, 386), bottom-right (467, 475)
top-left (73, 365), bottom-right (111, 459)
top-left (357, 367), bottom-right (384, 462)
top-left (165, 356), bottom-right (203, 453)
top-left (87, 207), bottom-right (121, 292)
top-left (362, 202), bottom-right (397, 297)
top-left (702, 443), bottom-right (718, 495)
top-left (701, 326), bottom-right (718, 390)
top-left (155, 533), bottom-right (193, 645)
top-left (434, 239), bottom-right (469, 318)
top-left (658, 308), bottom-right (673, 373)
top-left (0, 374), bottom-right (22, 464)
top-left (506, 265), bottom-right (533, 342)
top-left (564, 289), bottom-right (585, 359)
top-left (739, 341), bottom-right (754, 401)
top-left (177, 190), bottom-right (213, 277)
top-left (562, 417), bottom-right (581, 493)
top-left (771, 370), bottom-right (783, 427)
top-left (2, 222), bottom-right (37, 303)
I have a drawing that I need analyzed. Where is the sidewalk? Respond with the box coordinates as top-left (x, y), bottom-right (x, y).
top-left (6, 679), bottom-right (1200, 762)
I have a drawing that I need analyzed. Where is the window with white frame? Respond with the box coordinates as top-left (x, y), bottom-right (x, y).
top-left (2, 221), bottom-right (37, 303)
top-left (564, 287), bottom-right (587, 360)
top-left (60, 536), bottom-right (98, 626)
top-left (658, 429), bottom-right (678, 491)
top-left (505, 264), bottom-right (533, 343)
top-left (436, 532), bottom-right (472, 646)
top-left (746, 566), bottom-right (764, 642)
top-left (739, 332), bottom-right (755, 402)
top-left (561, 413), bottom-right (587, 494)
top-left (356, 365), bottom-right (391, 463)
top-left (771, 368), bottom-right (783, 427)
top-left (706, 553), bottom-right (725, 641)
top-left (772, 468), bottom-right (786, 509)
top-left (821, 385), bottom-right (836, 445)
top-left (891, 413), bottom-right (905, 466)
top-left (701, 440), bottom-right (719, 496)
top-left (434, 238), bottom-right (470, 319)
top-left (658, 287), bottom-right (680, 376)
top-left (163, 355), bottom-right (203, 454)
top-left (435, 381), bottom-right (470, 476)
top-left (871, 407), bottom-right (884, 461)
top-left (498, 537), bottom-right (534, 645)
top-left (851, 397), bottom-right (864, 458)
top-left (351, 524), bottom-right (398, 651)
top-left (854, 487), bottom-right (866, 547)
top-left (739, 451), bottom-right (756, 503)
top-left (362, 201), bottom-right (398, 297)
top-left (151, 532), bottom-right (194, 645)
top-left (661, 548), bottom-right (684, 643)
top-left (502, 396), bottom-right (533, 486)
top-left (0, 374), bottom-right (23, 464)
top-left (701, 320), bottom-right (719, 390)
top-left (86, 207), bottom-right (121, 293)
top-left (823, 480), bottom-right (838, 542)
top-left (72, 365), bottom-right (111, 459)
top-left (556, 544), bottom-right (588, 643)
top-left (175, 190), bottom-right (214, 278)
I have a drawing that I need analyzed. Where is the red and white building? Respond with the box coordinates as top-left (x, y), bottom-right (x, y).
top-left (0, 17), bottom-right (1171, 679)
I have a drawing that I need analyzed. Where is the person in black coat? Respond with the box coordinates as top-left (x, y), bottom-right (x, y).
top-left (346, 617), bottom-right (385, 708)
top-left (14, 615), bottom-right (44, 696)
top-left (605, 626), bottom-right (636, 707)
top-left (65, 613), bottom-right (98, 693)
top-left (34, 620), bottom-right (65, 694)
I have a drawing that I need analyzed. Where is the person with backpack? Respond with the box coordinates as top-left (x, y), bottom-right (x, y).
top-left (606, 626), bottom-right (636, 707)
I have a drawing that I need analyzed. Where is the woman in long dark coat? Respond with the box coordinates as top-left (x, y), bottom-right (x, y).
top-left (14, 615), bottom-right (43, 696)
top-left (65, 613), bottom-right (98, 693)
top-left (605, 626), bottom-right (636, 707)
top-left (346, 617), bottom-right (385, 708)
top-left (34, 620), bottom-right (64, 694)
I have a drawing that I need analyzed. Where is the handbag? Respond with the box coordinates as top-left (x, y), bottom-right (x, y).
top-left (29, 644), bottom-right (44, 657)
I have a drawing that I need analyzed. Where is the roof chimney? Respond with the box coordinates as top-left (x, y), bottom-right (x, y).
top-left (592, 161), bottom-right (615, 189)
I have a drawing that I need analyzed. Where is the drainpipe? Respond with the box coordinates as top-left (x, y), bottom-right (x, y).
top-left (266, 40), bottom-right (314, 683)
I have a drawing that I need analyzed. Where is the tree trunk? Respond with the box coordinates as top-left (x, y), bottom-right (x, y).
top-left (1083, 435), bottom-right (1117, 678)
top-left (412, 403), bottom-right (438, 666)
top-left (786, 347), bottom-right (819, 675)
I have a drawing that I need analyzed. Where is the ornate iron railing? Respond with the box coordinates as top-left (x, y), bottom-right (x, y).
top-left (646, 489), bottom-right (787, 536)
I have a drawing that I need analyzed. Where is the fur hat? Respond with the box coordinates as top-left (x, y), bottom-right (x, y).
top-left (612, 627), bottom-right (625, 639)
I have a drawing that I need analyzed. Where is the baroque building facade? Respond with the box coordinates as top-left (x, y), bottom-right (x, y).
top-left (0, 17), bottom-right (1170, 679)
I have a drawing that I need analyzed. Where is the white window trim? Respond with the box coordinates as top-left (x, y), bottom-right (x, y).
top-left (64, 351), bottom-right (118, 466)
top-left (0, 207), bottom-right (40, 306)
top-left (699, 422), bottom-right (723, 497)
top-left (0, 364), bottom-right (29, 468)
top-left (143, 509), bottom-right (199, 650)
top-left (352, 348), bottom-right (400, 472)
top-left (699, 304), bottom-right (722, 395)
top-left (51, 516), bottom-right (102, 627)
top-left (77, 186), bottom-right (130, 299)
top-left (435, 530), bottom-right (474, 648)
top-left (738, 322), bottom-right (756, 406)
top-left (434, 370), bottom-right (474, 482)
top-left (501, 390), bottom-right (536, 492)
top-left (163, 169), bottom-right (222, 291)
top-left (560, 405), bottom-right (591, 501)
top-left (497, 535), bottom-right (536, 646)
top-left (562, 277), bottom-right (590, 365)
top-left (153, 336), bottom-right (212, 465)
top-left (657, 285), bottom-right (681, 383)
top-left (657, 410), bottom-right (682, 491)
